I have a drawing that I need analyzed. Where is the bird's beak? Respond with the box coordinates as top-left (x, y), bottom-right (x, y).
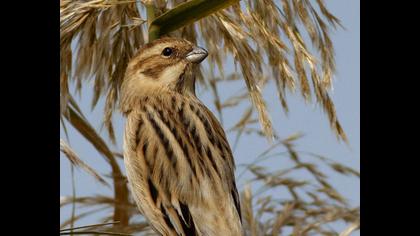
top-left (185, 46), bottom-right (208, 64)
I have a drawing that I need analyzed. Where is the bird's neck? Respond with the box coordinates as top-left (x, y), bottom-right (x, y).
top-left (119, 74), bottom-right (197, 115)
top-left (174, 73), bottom-right (196, 96)
top-left (173, 63), bottom-right (197, 96)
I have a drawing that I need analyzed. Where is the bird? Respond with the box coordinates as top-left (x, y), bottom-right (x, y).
top-left (120, 37), bottom-right (243, 236)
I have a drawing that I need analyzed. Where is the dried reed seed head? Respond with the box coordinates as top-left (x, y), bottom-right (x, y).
top-left (60, 0), bottom-right (347, 142)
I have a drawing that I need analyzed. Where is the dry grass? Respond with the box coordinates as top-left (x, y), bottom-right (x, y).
top-left (60, 139), bottom-right (110, 187)
top-left (60, 0), bottom-right (359, 235)
top-left (238, 134), bottom-right (359, 235)
top-left (60, 0), bottom-right (347, 142)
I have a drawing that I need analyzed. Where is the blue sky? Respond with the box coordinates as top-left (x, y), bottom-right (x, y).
top-left (61, 0), bottom-right (359, 234)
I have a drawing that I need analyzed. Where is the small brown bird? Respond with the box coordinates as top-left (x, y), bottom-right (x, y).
top-left (120, 38), bottom-right (242, 236)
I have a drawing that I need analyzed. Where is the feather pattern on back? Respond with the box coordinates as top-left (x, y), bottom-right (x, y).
top-left (123, 93), bottom-right (242, 236)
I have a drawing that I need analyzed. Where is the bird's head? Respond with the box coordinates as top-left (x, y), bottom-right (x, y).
top-left (122, 37), bottom-right (208, 100)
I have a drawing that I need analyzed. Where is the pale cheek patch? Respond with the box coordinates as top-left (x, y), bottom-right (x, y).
top-left (159, 63), bottom-right (186, 85)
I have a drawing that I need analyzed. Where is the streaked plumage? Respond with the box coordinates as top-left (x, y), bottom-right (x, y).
top-left (120, 38), bottom-right (242, 236)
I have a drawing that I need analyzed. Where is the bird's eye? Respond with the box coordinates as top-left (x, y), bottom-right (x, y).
top-left (162, 47), bottom-right (173, 57)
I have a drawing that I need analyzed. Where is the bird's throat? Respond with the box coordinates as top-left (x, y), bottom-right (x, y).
top-left (174, 64), bottom-right (197, 96)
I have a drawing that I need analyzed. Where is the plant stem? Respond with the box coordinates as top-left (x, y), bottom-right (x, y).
top-left (65, 107), bottom-right (129, 226)
top-left (148, 0), bottom-right (239, 41)
top-left (60, 231), bottom-right (131, 236)
top-left (70, 165), bottom-right (76, 236)
top-left (145, 1), bottom-right (156, 27)
top-left (60, 222), bottom-right (121, 232)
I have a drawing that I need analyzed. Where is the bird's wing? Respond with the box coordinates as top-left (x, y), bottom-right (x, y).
top-left (124, 94), bottom-right (242, 236)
